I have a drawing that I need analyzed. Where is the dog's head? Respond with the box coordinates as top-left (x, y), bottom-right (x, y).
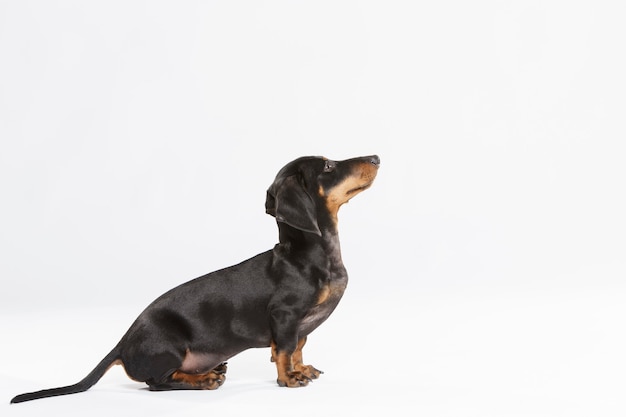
top-left (266, 155), bottom-right (380, 236)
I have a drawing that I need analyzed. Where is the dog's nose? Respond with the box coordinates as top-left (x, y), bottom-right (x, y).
top-left (369, 155), bottom-right (380, 166)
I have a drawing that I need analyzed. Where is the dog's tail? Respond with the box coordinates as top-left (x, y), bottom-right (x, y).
top-left (10, 345), bottom-right (122, 404)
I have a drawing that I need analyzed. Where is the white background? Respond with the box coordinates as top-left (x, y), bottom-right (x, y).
top-left (1, 1), bottom-right (625, 416)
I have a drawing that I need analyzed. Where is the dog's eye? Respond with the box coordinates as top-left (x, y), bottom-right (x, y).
top-left (323, 160), bottom-right (335, 172)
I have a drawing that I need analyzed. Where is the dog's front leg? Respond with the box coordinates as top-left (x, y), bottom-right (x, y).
top-left (271, 339), bottom-right (317, 387)
top-left (270, 311), bottom-right (318, 387)
top-left (290, 337), bottom-right (323, 380)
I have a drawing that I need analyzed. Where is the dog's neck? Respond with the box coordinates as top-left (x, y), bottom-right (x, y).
top-left (276, 223), bottom-right (345, 274)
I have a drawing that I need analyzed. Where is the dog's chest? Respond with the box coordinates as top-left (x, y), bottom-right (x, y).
top-left (298, 278), bottom-right (347, 335)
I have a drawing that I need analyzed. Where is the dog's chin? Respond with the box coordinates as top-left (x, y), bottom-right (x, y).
top-left (346, 181), bottom-right (374, 196)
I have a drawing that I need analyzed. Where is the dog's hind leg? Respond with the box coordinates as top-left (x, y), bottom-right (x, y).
top-left (148, 363), bottom-right (228, 391)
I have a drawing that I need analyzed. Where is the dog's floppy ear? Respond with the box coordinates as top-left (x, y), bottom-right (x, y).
top-left (265, 175), bottom-right (321, 236)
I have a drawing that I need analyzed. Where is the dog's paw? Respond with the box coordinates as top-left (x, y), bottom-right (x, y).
top-left (277, 371), bottom-right (312, 388)
top-left (277, 364), bottom-right (324, 387)
top-left (213, 362), bottom-right (228, 375)
top-left (295, 363), bottom-right (323, 380)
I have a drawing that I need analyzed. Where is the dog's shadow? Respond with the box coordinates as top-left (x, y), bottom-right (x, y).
top-left (127, 379), bottom-right (279, 402)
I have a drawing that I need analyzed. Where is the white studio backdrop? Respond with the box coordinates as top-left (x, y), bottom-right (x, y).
top-left (1, 1), bottom-right (625, 416)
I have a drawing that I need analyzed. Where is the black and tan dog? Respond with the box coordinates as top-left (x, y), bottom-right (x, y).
top-left (11, 155), bottom-right (379, 403)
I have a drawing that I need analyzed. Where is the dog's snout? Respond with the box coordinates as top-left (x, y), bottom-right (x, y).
top-left (369, 155), bottom-right (380, 166)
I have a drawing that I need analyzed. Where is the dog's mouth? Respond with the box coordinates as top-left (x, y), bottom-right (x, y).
top-left (346, 167), bottom-right (378, 196)
top-left (324, 162), bottom-right (378, 209)
top-left (346, 181), bottom-right (374, 196)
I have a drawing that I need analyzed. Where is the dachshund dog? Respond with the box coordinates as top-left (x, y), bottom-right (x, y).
top-left (10, 155), bottom-right (380, 403)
